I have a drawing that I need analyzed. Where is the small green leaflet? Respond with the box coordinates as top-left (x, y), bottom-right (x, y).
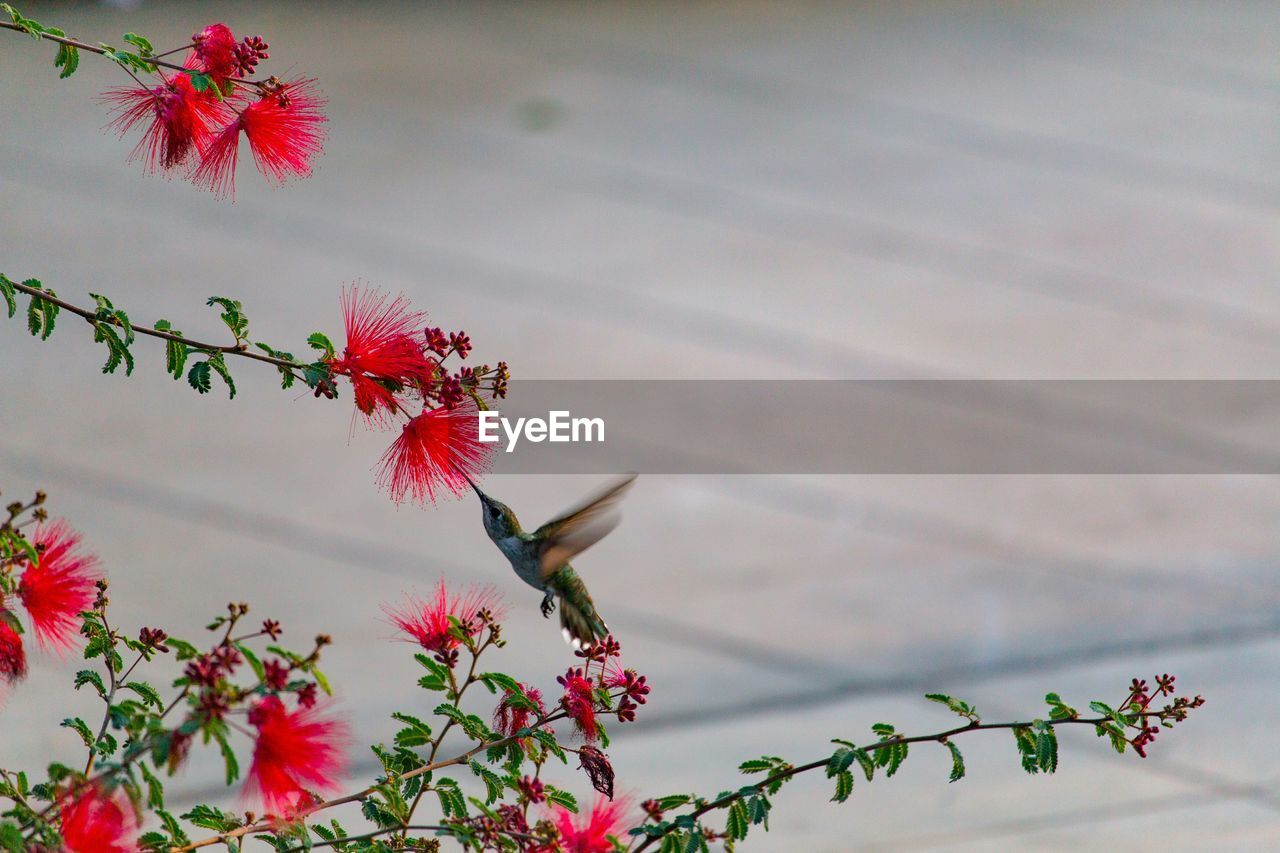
top-left (831, 770), bottom-right (854, 803)
top-left (946, 740), bottom-right (965, 782)
top-left (122, 32), bottom-right (153, 55)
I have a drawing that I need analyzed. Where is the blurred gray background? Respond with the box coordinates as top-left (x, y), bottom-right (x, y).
top-left (2, 1), bottom-right (1279, 849)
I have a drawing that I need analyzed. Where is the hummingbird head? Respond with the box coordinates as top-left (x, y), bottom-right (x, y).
top-left (467, 477), bottom-right (520, 541)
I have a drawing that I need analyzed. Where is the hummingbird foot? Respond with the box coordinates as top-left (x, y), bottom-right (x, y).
top-left (540, 592), bottom-right (556, 619)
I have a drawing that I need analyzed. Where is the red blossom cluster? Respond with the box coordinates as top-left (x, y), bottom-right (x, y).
top-left (385, 578), bottom-right (504, 664)
top-left (552, 796), bottom-right (633, 853)
top-left (558, 634), bottom-right (649, 742)
top-left (245, 693), bottom-right (349, 817)
top-left (0, 520), bottom-right (100, 691)
top-left (494, 681), bottom-right (547, 738)
top-left (57, 781), bottom-right (139, 853)
top-left (1125, 674), bottom-right (1204, 758)
top-left (173, 608), bottom-right (348, 818)
top-left (328, 284), bottom-right (508, 504)
top-left (102, 21), bottom-right (325, 197)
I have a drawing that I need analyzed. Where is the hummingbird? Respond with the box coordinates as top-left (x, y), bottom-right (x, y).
top-left (468, 475), bottom-right (636, 648)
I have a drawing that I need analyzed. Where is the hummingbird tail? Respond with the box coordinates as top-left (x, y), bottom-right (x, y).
top-left (559, 596), bottom-right (609, 649)
top-left (547, 565), bottom-right (609, 649)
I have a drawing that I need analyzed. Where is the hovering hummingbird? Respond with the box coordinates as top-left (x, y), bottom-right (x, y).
top-left (468, 475), bottom-right (636, 648)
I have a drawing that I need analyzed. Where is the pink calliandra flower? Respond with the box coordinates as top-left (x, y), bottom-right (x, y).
top-left (552, 796), bottom-right (631, 853)
top-left (557, 667), bottom-right (599, 741)
top-left (58, 782), bottom-right (139, 853)
top-left (329, 285), bottom-right (434, 423)
top-left (384, 580), bottom-right (503, 655)
top-left (194, 78), bottom-right (327, 197)
top-left (376, 399), bottom-right (495, 505)
top-left (245, 695), bottom-right (349, 818)
top-left (493, 682), bottom-right (545, 737)
top-left (102, 74), bottom-right (229, 173)
top-left (0, 614), bottom-right (26, 686)
top-left (188, 23), bottom-right (239, 85)
top-left (17, 520), bottom-right (101, 653)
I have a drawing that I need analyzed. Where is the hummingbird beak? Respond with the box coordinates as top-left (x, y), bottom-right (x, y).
top-left (463, 475), bottom-right (487, 502)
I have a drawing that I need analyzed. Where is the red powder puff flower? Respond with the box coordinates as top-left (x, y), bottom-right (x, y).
top-left (557, 667), bottom-right (599, 741)
top-left (384, 580), bottom-right (503, 655)
top-left (0, 614), bottom-right (26, 686)
top-left (58, 782), bottom-right (138, 853)
top-left (245, 695), bottom-right (349, 818)
top-left (194, 78), bottom-right (327, 197)
top-left (188, 23), bottom-right (239, 85)
top-left (18, 520), bottom-right (101, 653)
top-left (329, 285), bottom-right (434, 422)
top-left (376, 399), bottom-right (494, 505)
top-left (552, 796), bottom-right (631, 853)
top-left (493, 682), bottom-right (545, 737)
top-left (103, 74), bottom-right (228, 174)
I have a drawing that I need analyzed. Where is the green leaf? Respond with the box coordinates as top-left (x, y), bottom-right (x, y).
top-left (532, 729), bottom-right (567, 764)
top-left (0, 274), bottom-right (15, 318)
top-left (468, 760), bottom-right (505, 804)
top-left (480, 672), bottom-right (538, 709)
top-left (181, 804), bottom-right (241, 832)
top-left (24, 283), bottom-right (58, 340)
top-left (738, 758), bottom-right (776, 774)
top-left (187, 360), bottom-right (212, 394)
top-left (255, 342), bottom-right (298, 389)
top-left (831, 769), bottom-right (854, 803)
top-left (391, 712), bottom-right (433, 748)
top-left (139, 762), bottom-right (165, 809)
top-left (235, 643), bottom-right (265, 682)
top-left (852, 747), bottom-right (875, 782)
top-left (206, 296), bottom-right (248, 342)
top-left (307, 331), bottom-right (335, 359)
top-left (433, 703), bottom-right (492, 741)
top-left (545, 787), bottom-right (577, 813)
top-left (214, 730), bottom-right (240, 785)
top-left (54, 41), bottom-right (79, 77)
top-left (121, 681), bottom-right (163, 709)
top-left (74, 669), bottom-right (106, 697)
top-left (726, 799), bottom-right (750, 840)
top-left (0, 823), bottom-right (26, 852)
top-left (61, 717), bottom-right (93, 747)
top-left (1034, 722), bottom-right (1059, 773)
top-left (925, 693), bottom-right (980, 722)
top-left (826, 748), bottom-right (855, 777)
top-left (884, 741), bottom-right (908, 777)
top-left (122, 32), bottom-right (153, 55)
top-left (1045, 692), bottom-right (1079, 721)
top-left (1014, 726), bottom-right (1040, 774)
top-left (946, 740), bottom-right (965, 782)
top-left (2, 4), bottom-right (44, 38)
top-left (747, 794), bottom-right (770, 828)
top-left (206, 353), bottom-right (236, 399)
top-left (92, 322), bottom-right (133, 375)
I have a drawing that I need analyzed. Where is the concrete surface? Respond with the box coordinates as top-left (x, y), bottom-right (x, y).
top-left (1, 1), bottom-right (1278, 849)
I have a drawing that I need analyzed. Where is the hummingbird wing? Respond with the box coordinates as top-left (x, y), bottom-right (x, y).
top-left (534, 474), bottom-right (636, 579)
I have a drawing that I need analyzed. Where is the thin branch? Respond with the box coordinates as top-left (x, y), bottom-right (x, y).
top-left (0, 20), bottom-right (269, 91)
top-left (628, 710), bottom-right (1175, 852)
top-left (9, 280), bottom-right (301, 371)
top-left (286, 825), bottom-right (454, 852)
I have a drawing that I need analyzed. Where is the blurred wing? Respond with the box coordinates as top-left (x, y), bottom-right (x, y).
top-left (535, 475), bottom-right (636, 579)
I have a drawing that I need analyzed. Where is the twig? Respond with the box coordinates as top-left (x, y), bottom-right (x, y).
top-left (0, 20), bottom-right (269, 91)
top-left (8, 280), bottom-right (301, 371)
top-left (628, 710), bottom-right (1175, 851)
